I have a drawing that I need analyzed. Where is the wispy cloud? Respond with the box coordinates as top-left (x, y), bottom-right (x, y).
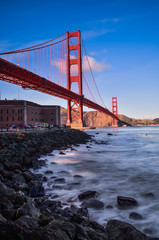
top-left (83, 56), bottom-right (111, 72)
top-left (82, 29), bottom-right (114, 39)
top-left (95, 18), bottom-right (120, 23)
top-left (53, 55), bottom-right (111, 74)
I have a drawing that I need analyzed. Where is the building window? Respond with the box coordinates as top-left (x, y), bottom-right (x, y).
top-left (1, 110), bottom-right (3, 114)
top-left (7, 116), bottom-right (9, 121)
top-left (7, 109), bottom-right (8, 114)
top-left (1, 116), bottom-right (3, 121)
top-left (12, 116), bottom-right (14, 121)
top-left (12, 109), bottom-right (14, 114)
top-left (21, 109), bottom-right (22, 113)
top-left (51, 119), bottom-right (53, 121)
top-left (21, 117), bottom-right (22, 121)
top-left (18, 110), bottom-right (20, 114)
top-left (18, 116), bottom-right (20, 121)
top-left (31, 118), bottom-right (33, 121)
top-left (51, 112), bottom-right (53, 115)
top-left (35, 119), bottom-right (37, 121)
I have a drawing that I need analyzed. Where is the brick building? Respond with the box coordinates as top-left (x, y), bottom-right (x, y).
top-left (0, 100), bottom-right (60, 128)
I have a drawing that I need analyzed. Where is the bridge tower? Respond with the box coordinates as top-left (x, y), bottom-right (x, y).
top-left (112, 97), bottom-right (118, 127)
top-left (66, 30), bottom-right (83, 128)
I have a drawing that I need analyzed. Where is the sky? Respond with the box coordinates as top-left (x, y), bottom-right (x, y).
top-left (0, 0), bottom-right (159, 119)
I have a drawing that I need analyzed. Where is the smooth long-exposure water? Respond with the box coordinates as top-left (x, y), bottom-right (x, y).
top-left (34, 126), bottom-right (159, 237)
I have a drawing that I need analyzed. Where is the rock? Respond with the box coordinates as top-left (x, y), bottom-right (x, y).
top-left (23, 170), bottom-right (35, 182)
top-left (142, 192), bottom-right (155, 198)
top-left (16, 215), bottom-right (38, 228)
top-left (117, 196), bottom-right (138, 208)
top-left (48, 153), bottom-right (54, 156)
top-left (45, 170), bottom-right (53, 174)
top-left (2, 209), bottom-right (16, 221)
top-left (129, 212), bottom-right (143, 220)
top-left (81, 199), bottom-right (104, 209)
top-left (73, 174), bottom-right (83, 178)
top-left (106, 220), bottom-right (149, 240)
top-left (106, 205), bottom-right (113, 209)
top-left (0, 181), bottom-right (15, 197)
top-left (54, 178), bottom-right (66, 183)
top-left (78, 191), bottom-right (98, 200)
top-left (0, 213), bottom-right (7, 223)
top-left (107, 133), bottom-right (113, 136)
top-left (29, 185), bottom-right (45, 198)
top-left (86, 146), bottom-right (91, 148)
top-left (51, 161), bottom-right (56, 164)
top-left (59, 151), bottom-right (66, 155)
top-left (16, 199), bottom-right (40, 219)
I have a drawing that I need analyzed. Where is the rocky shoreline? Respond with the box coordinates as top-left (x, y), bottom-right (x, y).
top-left (0, 129), bottom-right (158, 240)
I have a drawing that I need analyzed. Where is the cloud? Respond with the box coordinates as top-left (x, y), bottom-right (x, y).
top-left (53, 55), bottom-right (111, 74)
top-left (96, 18), bottom-right (120, 23)
top-left (83, 56), bottom-right (111, 72)
top-left (82, 29), bottom-right (114, 39)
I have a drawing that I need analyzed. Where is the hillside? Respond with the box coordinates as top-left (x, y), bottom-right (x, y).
top-left (61, 108), bottom-right (158, 127)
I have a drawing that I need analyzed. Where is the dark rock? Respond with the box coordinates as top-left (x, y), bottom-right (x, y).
top-left (117, 195), bottom-right (138, 208)
top-left (16, 199), bottom-right (40, 219)
top-left (106, 205), bottom-right (113, 209)
top-left (81, 199), bottom-right (104, 209)
top-left (48, 153), bottom-right (54, 156)
top-left (59, 151), bottom-right (66, 155)
top-left (2, 209), bottom-right (16, 221)
top-left (107, 133), bottom-right (113, 136)
top-left (129, 212), bottom-right (143, 220)
top-left (23, 170), bottom-right (35, 182)
top-left (51, 161), bottom-right (56, 164)
top-left (54, 178), bottom-right (66, 183)
top-left (0, 181), bottom-right (15, 197)
top-left (86, 146), bottom-right (91, 148)
top-left (0, 213), bottom-right (7, 223)
top-left (106, 220), bottom-right (149, 240)
top-left (16, 215), bottom-right (38, 228)
top-left (45, 170), bottom-right (53, 174)
top-left (29, 185), bottom-right (45, 198)
top-left (78, 190), bottom-right (98, 200)
top-left (73, 174), bottom-right (83, 178)
top-left (142, 192), bottom-right (155, 198)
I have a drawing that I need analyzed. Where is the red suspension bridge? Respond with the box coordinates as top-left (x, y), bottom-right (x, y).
top-left (0, 30), bottom-right (118, 127)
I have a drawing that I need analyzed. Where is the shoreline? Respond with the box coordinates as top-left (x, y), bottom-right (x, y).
top-left (0, 129), bottom-right (158, 240)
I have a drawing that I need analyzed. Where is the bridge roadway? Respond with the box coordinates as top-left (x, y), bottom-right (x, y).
top-left (0, 57), bottom-right (118, 120)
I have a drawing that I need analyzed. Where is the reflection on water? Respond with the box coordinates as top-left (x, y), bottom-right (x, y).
top-left (34, 126), bottom-right (159, 238)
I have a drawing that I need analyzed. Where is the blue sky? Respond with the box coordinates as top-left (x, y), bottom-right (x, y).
top-left (0, 0), bottom-right (159, 119)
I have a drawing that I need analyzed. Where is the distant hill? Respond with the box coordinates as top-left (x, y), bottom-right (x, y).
top-left (61, 107), bottom-right (158, 127)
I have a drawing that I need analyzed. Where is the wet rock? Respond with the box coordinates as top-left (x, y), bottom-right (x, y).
top-left (45, 170), bottom-right (53, 175)
top-left (107, 133), bottom-right (113, 136)
top-left (106, 205), bottom-right (113, 209)
top-left (78, 190), bottom-right (98, 200)
top-left (142, 192), bottom-right (155, 198)
top-left (73, 174), bottom-right (83, 178)
top-left (29, 185), bottom-right (45, 198)
top-left (81, 199), bottom-right (104, 209)
top-left (86, 146), bottom-right (91, 148)
top-left (13, 193), bottom-right (27, 207)
top-left (117, 196), bottom-right (138, 208)
top-left (106, 220), bottom-right (149, 240)
top-left (51, 161), bottom-right (56, 164)
top-left (48, 153), bottom-right (54, 156)
top-left (59, 151), bottom-right (66, 155)
top-left (54, 178), bottom-right (66, 183)
top-left (129, 212), bottom-right (143, 220)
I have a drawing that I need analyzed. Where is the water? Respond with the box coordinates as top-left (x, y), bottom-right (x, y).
top-left (34, 126), bottom-right (159, 237)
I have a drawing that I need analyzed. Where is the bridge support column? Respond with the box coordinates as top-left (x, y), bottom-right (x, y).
top-left (112, 97), bottom-right (118, 127)
top-left (66, 30), bottom-right (83, 128)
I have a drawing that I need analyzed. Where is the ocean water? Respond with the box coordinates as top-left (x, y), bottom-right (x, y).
top-left (34, 126), bottom-right (159, 237)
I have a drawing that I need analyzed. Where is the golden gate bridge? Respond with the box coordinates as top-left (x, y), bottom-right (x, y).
top-left (0, 30), bottom-right (118, 127)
